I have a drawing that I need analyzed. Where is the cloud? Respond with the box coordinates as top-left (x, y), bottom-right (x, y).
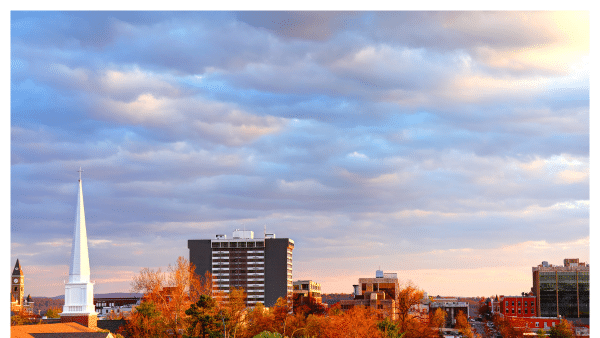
top-left (10, 11), bottom-right (588, 297)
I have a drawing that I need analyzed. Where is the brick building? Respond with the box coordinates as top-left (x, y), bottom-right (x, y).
top-left (499, 295), bottom-right (537, 317)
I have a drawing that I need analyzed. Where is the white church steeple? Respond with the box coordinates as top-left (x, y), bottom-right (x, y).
top-left (61, 169), bottom-right (97, 326)
top-left (69, 169), bottom-right (91, 283)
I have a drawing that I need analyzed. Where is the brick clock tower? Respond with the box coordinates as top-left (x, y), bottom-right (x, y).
top-left (11, 259), bottom-right (24, 308)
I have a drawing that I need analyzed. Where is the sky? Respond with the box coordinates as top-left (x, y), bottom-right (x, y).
top-left (9, 11), bottom-right (590, 298)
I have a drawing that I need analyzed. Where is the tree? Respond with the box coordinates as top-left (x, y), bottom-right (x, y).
top-left (122, 301), bottom-right (165, 338)
top-left (130, 256), bottom-right (212, 337)
top-left (493, 314), bottom-right (527, 338)
top-left (429, 308), bottom-right (447, 329)
top-left (252, 332), bottom-right (283, 338)
top-left (10, 309), bottom-right (34, 326)
top-left (185, 295), bottom-right (223, 338)
top-left (45, 307), bottom-right (62, 318)
top-left (396, 282), bottom-right (425, 332)
top-left (548, 319), bottom-right (574, 338)
top-left (319, 305), bottom-right (383, 338)
top-left (454, 311), bottom-right (474, 338)
top-left (243, 302), bottom-right (275, 338)
top-left (478, 301), bottom-right (492, 321)
top-left (537, 329), bottom-right (547, 338)
top-left (220, 287), bottom-right (247, 338)
top-left (378, 317), bottom-right (403, 338)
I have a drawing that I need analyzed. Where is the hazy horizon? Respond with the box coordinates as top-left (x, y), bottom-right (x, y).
top-left (11, 11), bottom-right (589, 298)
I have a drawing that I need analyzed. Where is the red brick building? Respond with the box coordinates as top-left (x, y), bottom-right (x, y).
top-left (507, 316), bottom-right (560, 331)
top-left (500, 295), bottom-right (537, 317)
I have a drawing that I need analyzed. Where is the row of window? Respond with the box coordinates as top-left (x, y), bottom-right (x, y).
top-left (506, 301), bottom-right (534, 307)
top-left (211, 242), bottom-right (265, 248)
top-left (505, 308), bottom-right (535, 314)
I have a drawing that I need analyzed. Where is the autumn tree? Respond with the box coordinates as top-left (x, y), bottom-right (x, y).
top-left (493, 314), bottom-right (527, 338)
top-left (548, 319), bottom-right (574, 338)
top-left (243, 302), bottom-right (275, 337)
top-left (130, 256), bottom-right (212, 337)
top-left (429, 308), bottom-right (447, 329)
top-left (10, 309), bottom-right (34, 326)
top-left (319, 305), bottom-right (383, 338)
top-left (396, 282), bottom-right (425, 332)
top-left (454, 311), bottom-right (474, 338)
top-left (121, 301), bottom-right (165, 338)
top-left (220, 287), bottom-right (247, 338)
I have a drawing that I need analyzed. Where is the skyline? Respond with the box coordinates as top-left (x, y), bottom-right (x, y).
top-left (10, 11), bottom-right (589, 298)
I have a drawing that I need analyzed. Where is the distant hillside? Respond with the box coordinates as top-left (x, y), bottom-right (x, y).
top-left (31, 297), bottom-right (64, 315)
top-left (321, 293), bottom-right (353, 306)
top-left (32, 293), bottom-right (143, 315)
top-left (50, 292), bottom-right (144, 300)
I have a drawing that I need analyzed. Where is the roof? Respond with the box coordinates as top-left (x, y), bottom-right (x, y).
top-left (13, 259), bottom-right (24, 276)
top-left (10, 322), bottom-right (112, 338)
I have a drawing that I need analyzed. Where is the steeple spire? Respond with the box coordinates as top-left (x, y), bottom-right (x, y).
top-left (12, 259), bottom-right (23, 276)
top-left (69, 175), bottom-right (90, 283)
top-left (62, 171), bottom-right (97, 325)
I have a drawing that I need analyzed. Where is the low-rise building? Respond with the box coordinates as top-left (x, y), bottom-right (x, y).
top-left (339, 270), bottom-right (399, 319)
top-left (429, 297), bottom-right (469, 327)
top-left (293, 280), bottom-right (324, 312)
top-left (499, 295), bottom-right (537, 317)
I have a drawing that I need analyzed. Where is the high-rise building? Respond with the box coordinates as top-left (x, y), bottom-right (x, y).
top-left (61, 172), bottom-right (98, 328)
top-left (188, 230), bottom-right (294, 307)
top-left (532, 258), bottom-right (589, 318)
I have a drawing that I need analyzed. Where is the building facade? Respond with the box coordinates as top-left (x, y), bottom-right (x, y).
top-left (499, 295), bottom-right (537, 317)
top-left (293, 280), bottom-right (323, 311)
top-left (188, 230), bottom-right (294, 307)
top-left (532, 258), bottom-right (589, 318)
top-left (340, 270), bottom-right (399, 319)
top-left (429, 297), bottom-right (469, 327)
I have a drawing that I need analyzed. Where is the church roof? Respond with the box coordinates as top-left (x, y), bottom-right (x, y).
top-left (13, 259), bottom-right (23, 276)
top-left (10, 322), bottom-right (112, 338)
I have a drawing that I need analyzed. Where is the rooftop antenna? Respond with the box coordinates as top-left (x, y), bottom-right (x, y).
top-left (78, 167), bottom-right (83, 181)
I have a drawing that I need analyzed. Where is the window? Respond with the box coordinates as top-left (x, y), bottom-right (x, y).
top-left (518, 308), bottom-right (521, 314)
top-left (525, 308), bottom-right (528, 314)
top-left (512, 301), bottom-right (515, 306)
top-left (535, 322), bottom-right (539, 327)
top-left (505, 301), bottom-right (508, 306)
top-left (512, 309), bottom-right (515, 314)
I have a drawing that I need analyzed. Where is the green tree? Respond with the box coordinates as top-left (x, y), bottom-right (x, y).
top-left (378, 317), bottom-right (404, 338)
top-left (252, 332), bottom-right (283, 338)
top-left (185, 295), bottom-right (223, 338)
top-left (45, 307), bottom-right (62, 318)
top-left (537, 329), bottom-right (547, 338)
